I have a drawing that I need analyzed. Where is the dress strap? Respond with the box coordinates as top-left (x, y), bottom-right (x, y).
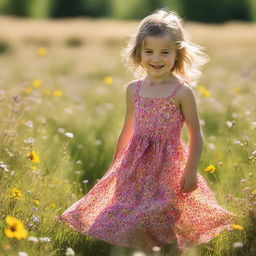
top-left (169, 81), bottom-right (184, 98)
top-left (135, 79), bottom-right (141, 98)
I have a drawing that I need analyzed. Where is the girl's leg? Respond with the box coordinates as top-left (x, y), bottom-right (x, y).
top-left (163, 239), bottom-right (182, 256)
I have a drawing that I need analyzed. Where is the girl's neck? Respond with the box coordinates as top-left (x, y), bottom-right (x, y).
top-left (143, 74), bottom-right (180, 87)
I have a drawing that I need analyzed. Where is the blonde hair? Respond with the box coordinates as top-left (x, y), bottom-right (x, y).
top-left (121, 7), bottom-right (210, 87)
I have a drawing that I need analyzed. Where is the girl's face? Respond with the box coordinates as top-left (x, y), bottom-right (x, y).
top-left (140, 34), bottom-right (177, 80)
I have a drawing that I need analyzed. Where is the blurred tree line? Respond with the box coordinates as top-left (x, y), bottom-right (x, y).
top-left (0, 0), bottom-right (255, 22)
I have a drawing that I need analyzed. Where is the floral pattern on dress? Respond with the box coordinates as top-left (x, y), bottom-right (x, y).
top-left (58, 79), bottom-right (236, 250)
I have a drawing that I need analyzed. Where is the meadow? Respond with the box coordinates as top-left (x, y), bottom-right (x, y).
top-left (0, 16), bottom-right (256, 256)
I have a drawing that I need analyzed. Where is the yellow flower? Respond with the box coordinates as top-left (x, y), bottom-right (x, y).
top-left (231, 224), bottom-right (244, 230)
top-left (31, 166), bottom-right (37, 170)
top-left (50, 203), bottom-right (56, 208)
top-left (205, 165), bottom-right (216, 173)
top-left (32, 80), bottom-right (42, 88)
top-left (32, 199), bottom-right (40, 206)
top-left (27, 151), bottom-right (40, 163)
top-left (252, 189), bottom-right (256, 195)
top-left (37, 47), bottom-right (47, 57)
top-left (198, 86), bottom-right (210, 97)
top-left (4, 216), bottom-right (28, 239)
top-left (213, 233), bottom-right (220, 238)
top-left (24, 86), bottom-right (33, 94)
top-left (52, 90), bottom-right (63, 97)
top-left (103, 76), bottom-right (113, 85)
top-left (11, 188), bottom-right (22, 199)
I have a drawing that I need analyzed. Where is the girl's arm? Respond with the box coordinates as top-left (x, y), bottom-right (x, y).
top-left (179, 85), bottom-right (204, 192)
top-left (111, 81), bottom-right (135, 164)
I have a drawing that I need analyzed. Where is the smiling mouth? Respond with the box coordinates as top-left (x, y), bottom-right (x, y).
top-left (150, 64), bottom-right (164, 69)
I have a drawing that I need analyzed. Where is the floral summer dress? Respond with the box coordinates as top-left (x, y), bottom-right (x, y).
top-left (58, 79), bottom-right (236, 250)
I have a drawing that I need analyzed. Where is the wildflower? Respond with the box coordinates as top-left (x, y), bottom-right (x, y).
top-left (225, 120), bottom-right (235, 128)
top-left (32, 215), bottom-right (39, 223)
top-left (76, 160), bottom-right (82, 164)
top-left (18, 252), bottom-right (28, 256)
top-left (11, 188), bottom-right (22, 199)
top-left (152, 246), bottom-right (161, 252)
top-left (0, 161), bottom-right (9, 172)
top-left (52, 90), bottom-right (63, 97)
top-left (31, 166), bottom-right (37, 170)
top-left (231, 224), bottom-right (244, 230)
top-left (27, 236), bottom-right (39, 242)
top-left (50, 203), bottom-right (56, 208)
top-left (198, 85), bottom-right (210, 97)
top-left (4, 216), bottom-right (28, 239)
top-left (37, 47), bottom-right (47, 56)
top-left (82, 179), bottom-right (89, 184)
top-left (65, 132), bottom-right (74, 138)
top-left (240, 179), bottom-right (246, 183)
top-left (233, 241), bottom-right (244, 248)
top-left (32, 80), bottom-right (42, 88)
top-left (27, 151), bottom-right (40, 163)
top-left (252, 189), bottom-right (256, 195)
top-left (24, 138), bottom-right (35, 144)
top-left (65, 247), bottom-right (75, 256)
top-left (103, 76), bottom-right (113, 85)
top-left (25, 120), bottom-right (33, 128)
top-left (32, 199), bottom-right (40, 206)
top-left (39, 237), bottom-right (51, 242)
top-left (205, 165), bottom-right (215, 173)
top-left (207, 143), bottom-right (216, 150)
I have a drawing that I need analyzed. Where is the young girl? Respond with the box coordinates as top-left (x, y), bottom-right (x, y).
top-left (58, 8), bottom-right (236, 255)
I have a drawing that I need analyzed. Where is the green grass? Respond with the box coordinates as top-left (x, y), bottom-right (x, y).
top-left (0, 16), bottom-right (256, 255)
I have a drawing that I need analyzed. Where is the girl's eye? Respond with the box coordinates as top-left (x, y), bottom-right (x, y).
top-left (162, 52), bottom-right (170, 54)
top-left (145, 51), bottom-right (152, 54)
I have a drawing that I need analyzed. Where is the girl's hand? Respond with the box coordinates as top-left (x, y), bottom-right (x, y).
top-left (180, 170), bottom-right (198, 193)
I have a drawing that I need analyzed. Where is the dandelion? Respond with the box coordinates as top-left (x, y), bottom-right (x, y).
top-left (103, 76), bottom-right (113, 85)
top-left (4, 216), bottom-right (28, 239)
top-left (31, 166), bottom-right (37, 170)
top-left (233, 241), bottom-right (244, 248)
top-left (11, 188), bottom-right (22, 199)
top-left (198, 85), bottom-right (210, 97)
top-left (252, 189), bottom-right (256, 195)
top-left (65, 247), bottom-right (75, 256)
top-left (52, 90), bottom-right (63, 97)
top-left (32, 199), bottom-right (40, 206)
top-left (231, 224), bottom-right (244, 230)
top-left (37, 47), bottom-right (47, 57)
top-left (50, 203), bottom-right (56, 208)
top-left (32, 80), bottom-right (42, 88)
top-left (205, 165), bottom-right (215, 173)
top-left (65, 132), bottom-right (74, 138)
top-left (27, 151), bottom-right (40, 163)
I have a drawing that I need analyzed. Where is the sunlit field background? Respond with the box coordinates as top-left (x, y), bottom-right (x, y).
top-left (0, 17), bottom-right (256, 256)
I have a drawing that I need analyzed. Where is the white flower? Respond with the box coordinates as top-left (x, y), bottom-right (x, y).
top-left (132, 252), bottom-right (147, 256)
top-left (24, 138), bottom-right (35, 144)
top-left (233, 241), bottom-right (243, 248)
top-left (27, 236), bottom-right (39, 242)
top-left (95, 140), bottom-right (102, 145)
top-left (39, 237), bottom-right (51, 242)
top-left (18, 252), bottom-right (28, 256)
top-left (65, 247), bottom-right (75, 256)
top-left (252, 150), bottom-right (256, 157)
top-left (207, 143), bottom-right (216, 150)
top-left (0, 161), bottom-right (9, 172)
top-left (152, 246), bottom-right (161, 252)
top-left (25, 120), bottom-right (33, 128)
top-left (65, 132), bottom-right (74, 138)
top-left (225, 120), bottom-right (234, 128)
